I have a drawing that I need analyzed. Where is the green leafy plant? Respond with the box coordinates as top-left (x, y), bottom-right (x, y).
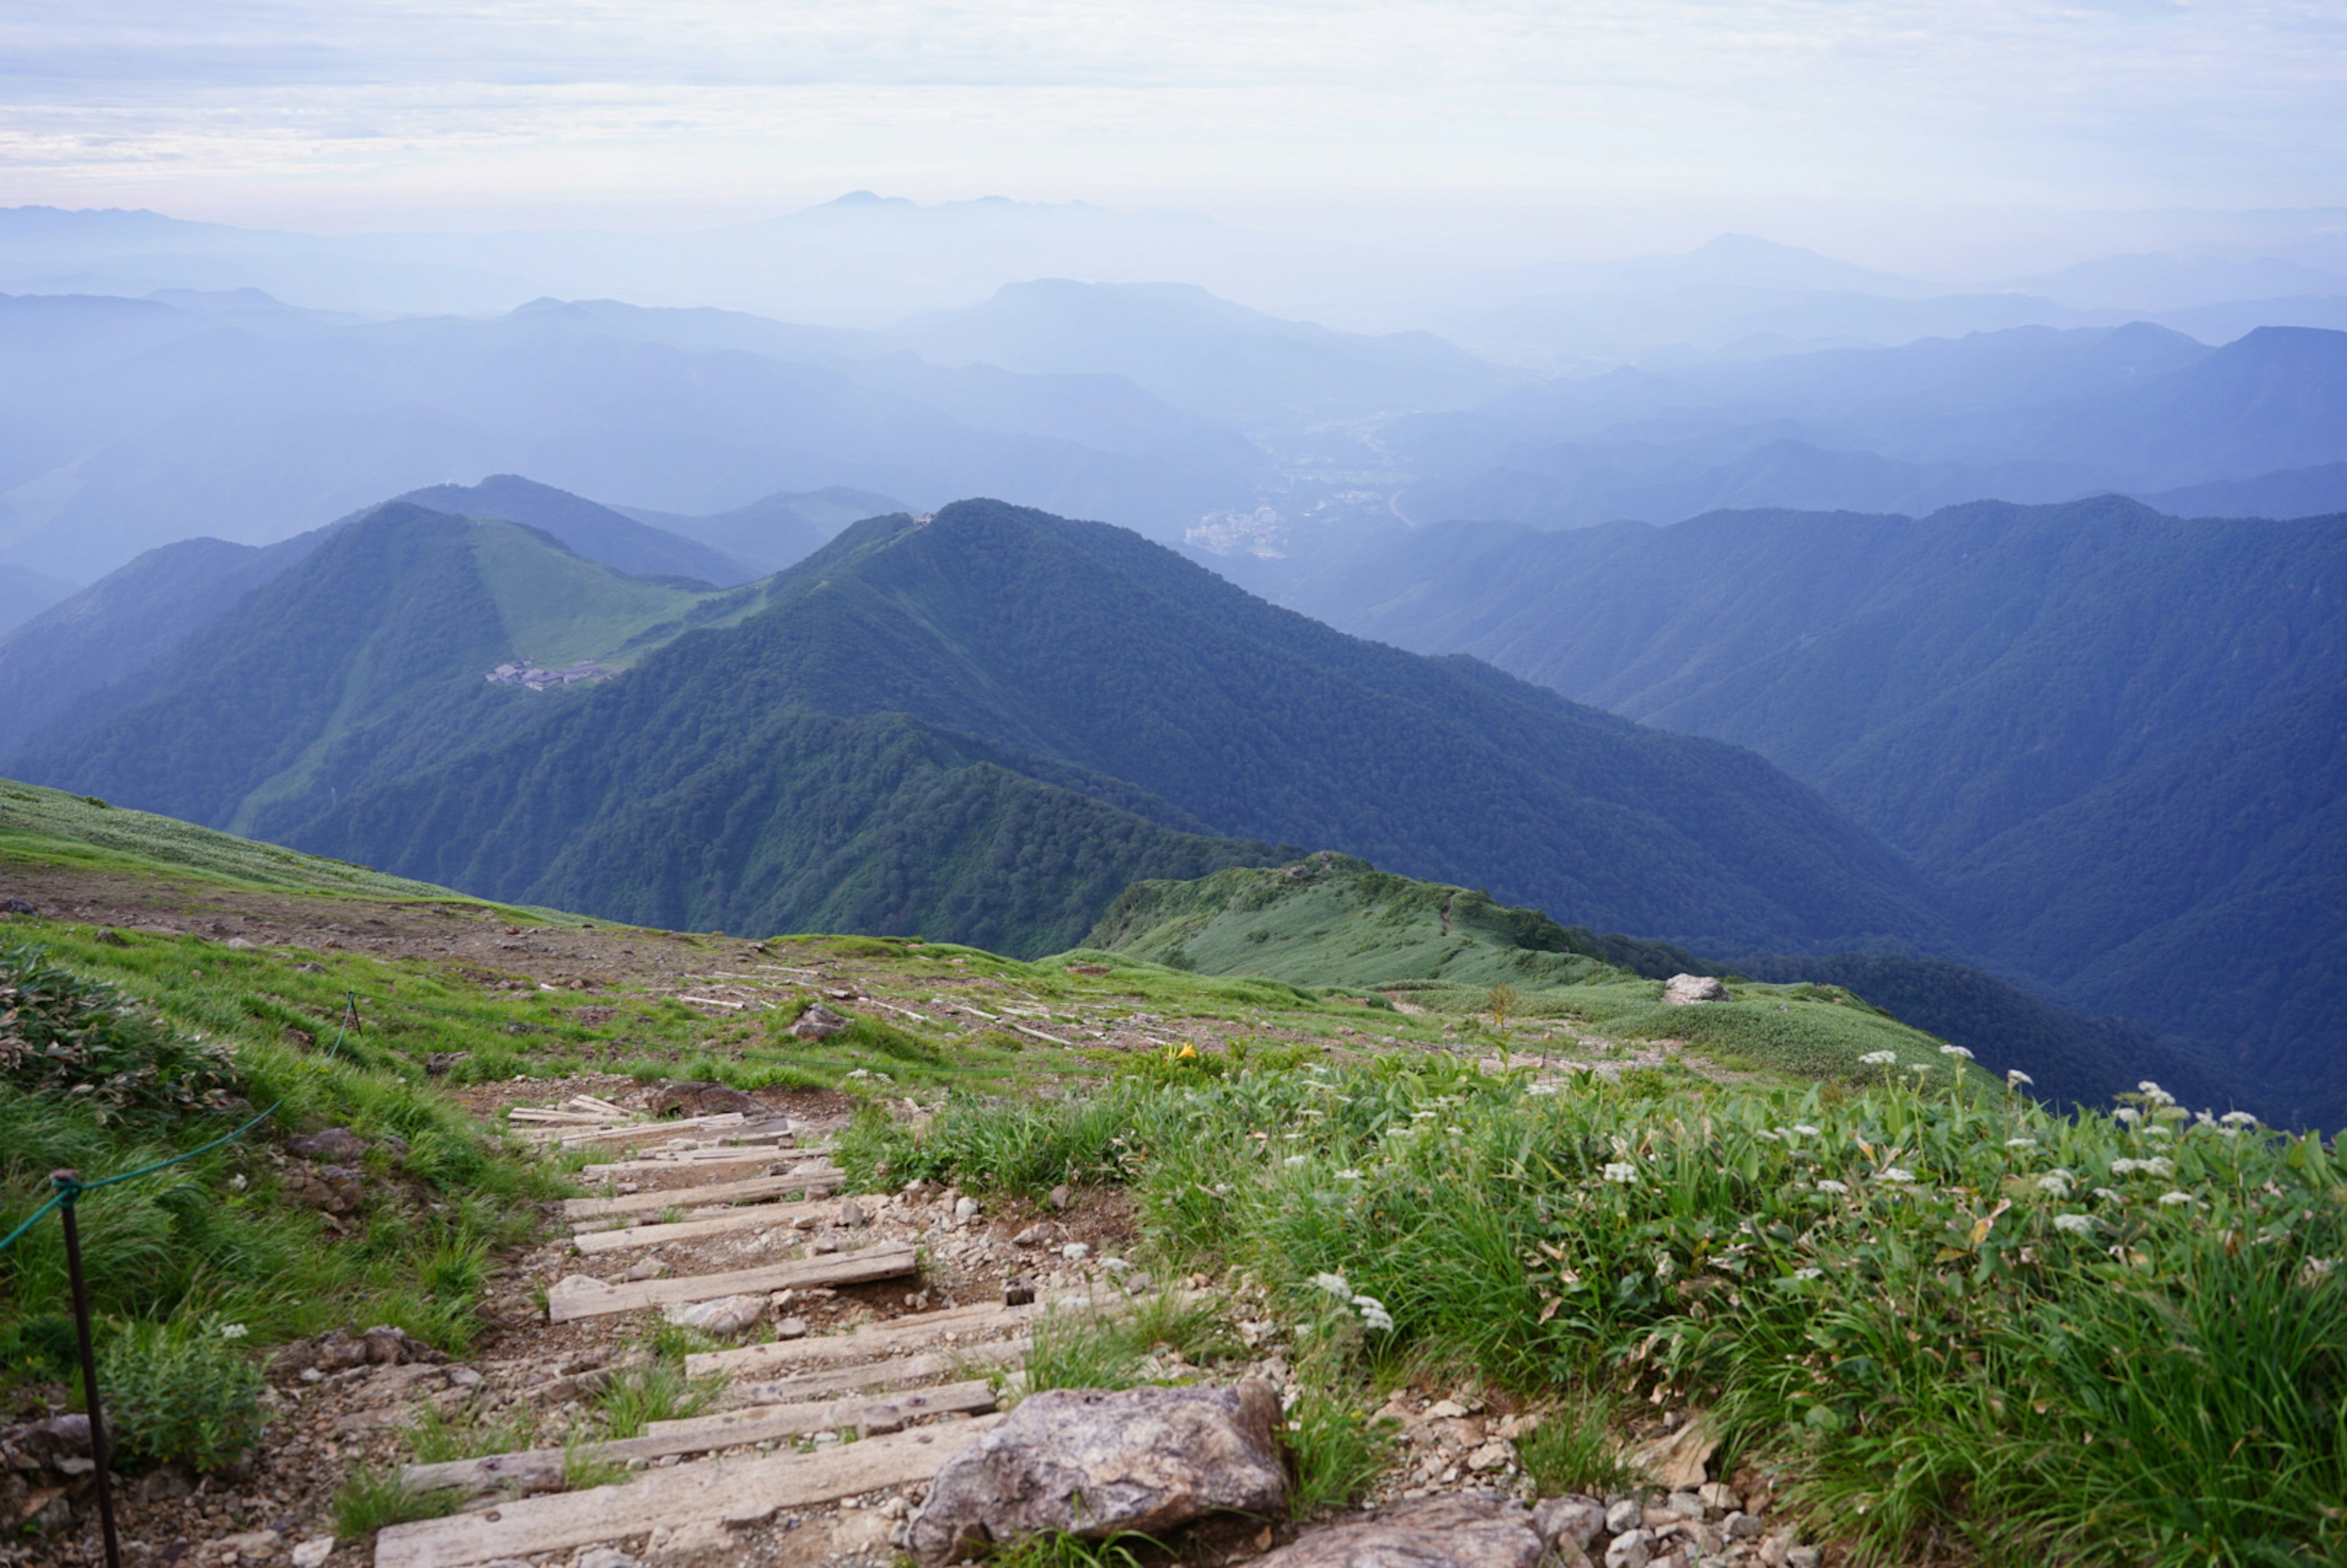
top-left (0, 943), bottom-right (240, 1120)
top-left (97, 1317), bottom-right (267, 1472)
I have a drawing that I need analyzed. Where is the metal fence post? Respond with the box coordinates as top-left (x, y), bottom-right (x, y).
top-left (51, 1170), bottom-right (122, 1568)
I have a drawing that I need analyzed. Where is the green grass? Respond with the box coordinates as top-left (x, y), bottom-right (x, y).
top-left (849, 1057), bottom-right (2347, 1567)
top-left (1516, 1395), bottom-right (1639, 1497)
top-left (332, 1465), bottom-right (460, 1541)
top-left (1021, 1291), bottom-right (1241, 1395)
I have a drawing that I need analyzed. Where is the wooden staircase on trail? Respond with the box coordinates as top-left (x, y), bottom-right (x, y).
top-left (372, 1095), bottom-right (1145, 1568)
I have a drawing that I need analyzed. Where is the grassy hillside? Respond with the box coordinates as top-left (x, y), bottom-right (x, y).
top-left (1284, 496), bottom-right (2347, 1119)
top-left (1088, 852), bottom-right (2241, 1110)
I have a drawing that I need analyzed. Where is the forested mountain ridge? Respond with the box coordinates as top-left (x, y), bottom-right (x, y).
top-left (12, 496), bottom-right (1951, 966)
top-left (1264, 494), bottom-right (2347, 1120)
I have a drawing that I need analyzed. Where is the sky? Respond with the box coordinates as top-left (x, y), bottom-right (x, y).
top-left (3, 1), bottom-right (2346, 272)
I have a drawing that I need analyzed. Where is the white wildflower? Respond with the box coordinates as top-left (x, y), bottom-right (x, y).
top-left (1353, 1294), bottom-right (1394, 1333)
top-left (2093, 1187), bottom-right (2124, 1203)
top-left (2110, 1157), bottom-right (2142, 1174)
top-left (218, 1324), bottom-right (249, 1340)
top-left (2220, 1110), bottom-right (2258, 1127)
top-left (1284, 1155), bottom-right (1308, 1168)
top-left (1311, 1272), bottom-right (1354, 1299)
top-left (2143, 1124), bottom-right (2172, 1138)
top-left (1858, 1050), bottom-right (1897, 1066)
top-left (1939, 1045), bottom-right (1974, 1061)
top-left (2052, 1214), bottom-right (2095, 1236)
top-left (2037, 1176), bottom-right (2071, 1196)
top-left (2145, 1157), bottom-right (2175, 1178)
top-left (1815, 1179), bottom-right (1850, 1195)
top-left (2138, 1082), bottom-right (2176, 1106)
top-left (2006, 1137), bottom-right (2038, 1149)
top-left (1333, 1169), bottom-right (1363, 1181)
top-left (2301, 1258), bottom-right (2336, 1287)
top-left (1793, 1267), bottom-right (1824, 1280)
top-left (1791, 1124), bottom-right (1820, 1137)
top-left (1412, 1110), bottom-right (1438, 1120)
top-left (2006, 1069), bottom-right (2034, 1086)
top-left (1876, 1168), bottom-right (1915, 1184)
top-left (1526, 1082), bottom-right (1559, 1097)
top-left (1601, 1162), bottom-right (1639, 1185)
top-left (2158, 1190), bottom-right (2196, 1207)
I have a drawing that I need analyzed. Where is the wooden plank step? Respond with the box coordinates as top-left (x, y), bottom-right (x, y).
top-left (509, 1109), bottom-right (614, 1125)
top-left (545, 1242), bottom-right (917, 1323)
top-left (541, 1112), bottom-right (750, 1148)
top-left (571, 1197), bottom-right (834, 1254)
top-left (575, 1141), bottom-right (819, 1181)
top-left (561, 1172), bottom-right (837, 1220)
top-left (699, 1343), bottom-right (1023, 1418)
top-left (567, 1095), bottom-right (628, 1117)
top-left (373, 1414), bottom-right (1002, 1568)
top-left (685, 1297), bottom-right (1052, 1380)
top-left (400, 1382), bottom-right (997, 1496)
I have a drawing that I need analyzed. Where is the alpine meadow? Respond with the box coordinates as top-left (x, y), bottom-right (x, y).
top-left (5, 7), bottom-right (2347, 1568)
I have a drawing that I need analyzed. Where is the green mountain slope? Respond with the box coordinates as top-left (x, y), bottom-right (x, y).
top-left (1274, 496), bottom-right (2347, 1116)
top-left (12, 502), bottom-right (767, 835)
top-left (306, 497), bottom-right (1944, 958)
top-left (1078, 852), bottom-right (1977, 1090)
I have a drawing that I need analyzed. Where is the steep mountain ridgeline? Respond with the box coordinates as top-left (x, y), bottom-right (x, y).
top-left (433, 497), bottom-right (1942, 955)
top-left (14, 496), bottom-right (1948, 965)
top-left (10, 503), bottom-right (763, 835)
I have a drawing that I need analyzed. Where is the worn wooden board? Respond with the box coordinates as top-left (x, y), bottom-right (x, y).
top-left (684, 1298), bottom-right (1045, 1379)
top-left (400, 1382), bottom-right (997, 1495)
top-left (696, 1342), bottom-right (1025, 1418)
top-left (543, 1243), bottom-right (917, 1322)
top-left (571, 1198), bottom-right (835, 1255)
top-left (372, 1414), bottom-right (1002, 1568)
top-left (560, 1171), bottom-right (835, 1218)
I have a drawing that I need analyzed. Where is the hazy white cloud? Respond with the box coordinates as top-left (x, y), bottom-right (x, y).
top-left (1, 1), bottom-right (2341, 241)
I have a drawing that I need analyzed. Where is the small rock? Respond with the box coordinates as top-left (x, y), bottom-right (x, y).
top-left (219, 1530), bottom-right (282, 1556)
top-left (446, 1366), bottom-right (483, 1388)
top-left (292, 1539), bottom-right (335, 1568)
top-left (1697, 1483), bottom-right (1741, 1515)
top-left (1664, 1492), bottom-right (1705, 1522)
top-left (1251, 1494), bottom-right (1546, 1568)
top-left (791, 1005), bottom-right (851, 1041)
top-left (1047, 1184), bottom-right (1071, 1210)
top-left (1061, 1241), bottom-right (1091, 1261)
top-left (653, 1081), bottom-right (766, 1118)
top-left (0, 896), bottom-right (40, 915)
top-left (575, 1549), bottom-right (644, 1568)
top-left (1012, 1222), bottom-right (1067, 1248)
top-left (858, 1402), bottom-right (909, 1437)
top-left (287, 1124), bottom-right (366, 1165)
top-left (1003, 1280), bottom-right (1036, 1306)
top-left (624, 1259), bottom-right (666, 1282)
top-left (838, 1198), bottom-right (872, 1228)
top-left (953, 1196), bottom-right (980, 1223)
top-left (226, 936), bottom-right (256, 950)
top-left (663, 1294), bottom-right (766, 1335)
top-left (1429, 1399), bottom-right (1469, 1420)
top-left (1467, 1440), bottom-right (1515, 1473)
top-left (1661, 974), bottom-right (1728, 1006)
top-left (1722, 1512), bottom-right (1765, 1542)
top-left (1785, 1549), bottom-right (1821, 1568)
top-left (1605, 1530), bottom-right (1656, 1568)
top-left (812, 1237), bottom-right (839, 1255)
top-left (425, 1052), bottom-right (469, 1076)
top-left (906, 1382), bottom-right (1286, 1566)
top-left (94, 927), bottom-right (129, 947)
top-left (1606, 1499), bottom-right (1645, 1536)
top-left (1533, 1496), bottom-right (1608, 1552)
top-left (774, 1316), bottom-right (809, 1339)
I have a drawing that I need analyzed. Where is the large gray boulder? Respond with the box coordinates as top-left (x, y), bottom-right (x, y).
top-left (1661, 973), bottom-right (1729, 1006)
top-left (906, 1382), bottom-right (1285, 1565)
top-left (1252, 1494), bottom-right (1546, 1568)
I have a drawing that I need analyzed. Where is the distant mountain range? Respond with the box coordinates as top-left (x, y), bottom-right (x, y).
top-left (1248, 494), bottom-right (2347, 1123)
